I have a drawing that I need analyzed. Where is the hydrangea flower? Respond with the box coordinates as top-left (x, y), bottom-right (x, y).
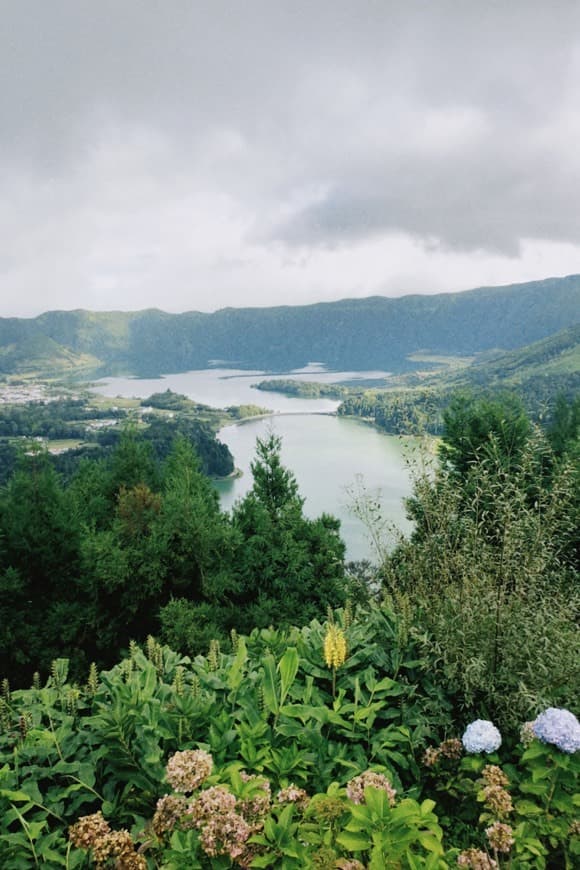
top-left (346, 770), bottom-right (397, 806)
top-left (532, 708), bottom-right (580, 754)
top-left (462, 720), bottom-right (502, 754)
top-left (165, 749), bottom-right (213, 793)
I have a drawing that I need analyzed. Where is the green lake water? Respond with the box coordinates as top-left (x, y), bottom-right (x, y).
top-left (93, 367), bottom-right (414, 561)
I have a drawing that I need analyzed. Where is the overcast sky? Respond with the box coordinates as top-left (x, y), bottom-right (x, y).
top-left (2, 1), bottom-right (580, 317)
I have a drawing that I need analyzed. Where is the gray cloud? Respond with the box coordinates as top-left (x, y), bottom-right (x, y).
top-left (1, 1), bottom-right (580, 316)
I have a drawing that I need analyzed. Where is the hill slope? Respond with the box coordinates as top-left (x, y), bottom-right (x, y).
top-left (1, 274), bottom-right (579, 377)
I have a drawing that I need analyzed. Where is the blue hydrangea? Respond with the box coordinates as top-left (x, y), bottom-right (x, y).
top-left (532, 708), bottom-right (580, 754)
top-left (462, 719), bottom-right (502, 754)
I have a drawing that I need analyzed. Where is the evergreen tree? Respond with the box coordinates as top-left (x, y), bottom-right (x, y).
top-left (231, 433), bottom-right (347, 632)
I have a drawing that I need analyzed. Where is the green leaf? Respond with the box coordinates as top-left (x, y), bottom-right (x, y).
top-left (262, 654), bottom-right (279, 716)
top-left (515, 799), bottom-right (543, 816)
top-left (521, 743), bottom-right (548, 762)
top-left (278, 647), bottom-right (299, 707)
top-left (417, 833), bottom-right (443, 853)
top-left (336, 830), bottom-right (370, 851)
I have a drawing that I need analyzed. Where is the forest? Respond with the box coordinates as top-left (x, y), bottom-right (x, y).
top-left (0, 389), bottom-right (578, 866)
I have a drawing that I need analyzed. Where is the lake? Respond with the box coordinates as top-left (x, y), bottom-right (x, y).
top-left (93, 367), bottom-right (415, 561)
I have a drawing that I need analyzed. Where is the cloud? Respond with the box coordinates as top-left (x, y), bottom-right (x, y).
top-left (1, 1), bottom-right (580, 315)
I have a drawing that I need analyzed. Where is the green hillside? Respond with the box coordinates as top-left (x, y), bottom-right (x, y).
top-left (0, 274), bottom-right (579, 378)
top-left (337, 324), bottom-right (580, 433)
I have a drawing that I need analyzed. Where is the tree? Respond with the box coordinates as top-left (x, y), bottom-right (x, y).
top-left (230, 433), bottom-right (347, 632)
top-left (547, 393), bottom-right (580, 459)
top-left (439, 392), bottom-right (531, 478)
top-left (0, 450), bottom-right (84, 680)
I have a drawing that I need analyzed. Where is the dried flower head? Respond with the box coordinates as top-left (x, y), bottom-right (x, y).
top-left (569, 819), bottom-right (580, 837)
top-left (277, 784), bottom-right (310, 810)
top-left (422, 747), bottom-right (441, 768)
top-left (189, 785), bottom-right (237, 825)
top-left (481, 765), bottom-right (509, 788)
top-left (482, 785), bottom-right (513, 817)
top-left (92, 829), bottom-right (141, 868)
top-left (165, 748), bottom-right (213, 793)
top-left (439, 738), bottom-right (463, 760)
top-left (324, 624), bottom-right (347, 669)
top-left (152, 794), bottom-right (188, 838)
top-left (199, 810), bottom-right (251, 860)
top-left (346, 770), bottom-right (396, 806)
top-left (69, 812), bottom-right (111, 849)
top-left (519, 720), bottom-right (536, 747)
top-left (486, 821), bottom-right (515, 853)
top-left (336, 861), bottom-right (366, 870)
top-left (457, 848), bottom-right (497, 869)
top-left (462, 720), bottom-right (501, 754)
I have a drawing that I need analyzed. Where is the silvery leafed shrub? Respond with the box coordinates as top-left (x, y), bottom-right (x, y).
top-left (461, 720), bottom-right (502, 754)
top-left (532, 708), bottom-right (580, 754)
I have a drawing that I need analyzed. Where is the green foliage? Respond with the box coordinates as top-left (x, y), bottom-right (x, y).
top-left (254, 379), bottom-right (349, 399)
top-left (439, 392), bottom-right (531, 477)
top-left (380, 407), bottom-right (579, 729)
top-left (0, 618), bottom-right (576, 867)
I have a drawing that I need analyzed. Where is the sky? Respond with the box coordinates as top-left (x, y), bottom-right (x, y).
top-left (2, 0), bottom-right (580, 318)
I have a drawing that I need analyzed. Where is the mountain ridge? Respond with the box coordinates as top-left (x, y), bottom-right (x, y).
top-left (1, 274), bottom-right (579, 377)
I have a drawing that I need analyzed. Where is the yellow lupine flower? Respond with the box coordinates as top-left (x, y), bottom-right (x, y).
top-left (323, 625), bottom-right (347, 669)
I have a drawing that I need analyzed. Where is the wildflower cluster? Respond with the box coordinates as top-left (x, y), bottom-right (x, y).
top-left (323, 624), bottom-right (347, 669)
top-left (346, 769), bottom-right (396, 806)
top-left (165, 748), bottom-right (213, 792)
top-left (462, 720), bottom-right (502, 754)
top-left (532, 707), bottom-right (580, 754)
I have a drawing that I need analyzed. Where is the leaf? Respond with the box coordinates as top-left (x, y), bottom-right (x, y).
top-left (261, 654), bottom-right (279, 716)
top-left (278, 647), bottom-right (299, 707)
top-left (515, 799), bottom-right (542, 816)
top-left (336, 830), bottom-right (370, 851)
top-left (521, 743), bottom-right (548, 762)
top-left (0, 788), bottom-right (38, 803)
top-left (417, 832), bottom-right (443, 853)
